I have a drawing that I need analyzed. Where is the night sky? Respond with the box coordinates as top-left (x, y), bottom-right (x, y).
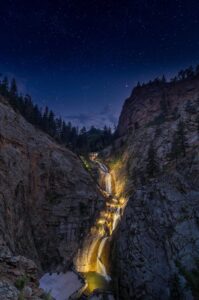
top-left (0, 0), bottom-right (199, 128)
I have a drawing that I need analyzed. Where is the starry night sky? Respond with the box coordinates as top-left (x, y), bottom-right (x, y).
top-left (0, 0), bottom-right (199, 128)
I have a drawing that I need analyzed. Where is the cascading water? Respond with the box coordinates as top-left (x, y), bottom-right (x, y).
top-left (97, 237), bottom-right (111, 281)
top-left (112, 207), bottom-right (121, 233)
top-left (97, 161), bottom-right (109, 173)
top-left (75, 157), bottom-right (127, 296)
top-left (105, 173), bottom-right (112, 194)
top-left (92, 161), bottom-right (112, 280)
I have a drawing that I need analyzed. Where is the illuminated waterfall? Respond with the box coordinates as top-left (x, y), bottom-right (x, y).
top-left (105, 173), bottom-right (112, 194)
top-left (112, 207), bottom-right (120, 233)
top-left (75, 157), bottom-right (127, 295)
top-left (97, 237), bottom-right (110, 281)
top-left (87, 239), bottom-right (99, 265)
top-left (97, 161), bottom-right (112, 195)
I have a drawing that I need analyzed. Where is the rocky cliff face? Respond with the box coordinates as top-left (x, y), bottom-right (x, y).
top-left (110, 77), bottom-right (199, 299)
top-left (118, 75), bottom-right (199, 137)
top-left (0, 96), bottom-right (103, 298)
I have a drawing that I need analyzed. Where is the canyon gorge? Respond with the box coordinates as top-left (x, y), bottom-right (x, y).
top-left (0, 73), bottom-right (199, 300)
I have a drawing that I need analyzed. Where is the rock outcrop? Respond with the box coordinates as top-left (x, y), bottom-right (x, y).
top-left (0, 96), bottom-right (103, 298)
top-left (110, 76), bottom-right (199, 299)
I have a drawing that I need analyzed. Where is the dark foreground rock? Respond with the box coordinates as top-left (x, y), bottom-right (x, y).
top-left (0, 96), bottom-right (103, 298)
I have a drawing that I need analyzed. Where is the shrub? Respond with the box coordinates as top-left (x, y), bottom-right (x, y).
top-left (185, 100), bottom-right (197, 114)
top-left (80, 156), bottom-right (92, 173)
top-left (146, 113), bottom-right (166, 127)
top-left (15, 275), bottom-right (28, 291)
top-left (169, 120), bottom-right (188, 160)
top-left (146, 143), bottom-right (159, 177)
top-left (18, 292), bottom-right (25, 300)
top-left (42, 292), bottom-right (52, 300)
top-left (176, 259), bottom-right (199, 298)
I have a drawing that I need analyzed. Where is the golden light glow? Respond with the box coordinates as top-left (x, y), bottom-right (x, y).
top-left (119, 197), bottom-right (126, 205)
top-left (74, 158), bottom-right (128, 296)
top-left (97, 218), bottom-right (106, 225)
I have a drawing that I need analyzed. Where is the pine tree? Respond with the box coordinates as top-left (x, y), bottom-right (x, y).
top-left (42, 106), bottom-right (49, 131)
top-left (33, 105), bottom-right (42, 126)
top-left (70, 126), bottom-right (78, 150)
top-left (77, 127), bottom-right (89, 154)
top-left (136, 81), bottom-right (141, 88)
top-left (80, 126), bottom-right (87, 135)
top-left (10, 78), bottom-right (18, 98)
top-left (48, 110), bottom-right (56, 137)
top-left (160, 92), bottom-right (169, 115)
top-left (178, 70), bottom-right (184, 80)
top-left (170, 120), bottom-right (188, 160)
top-left (1, 76), bottom-right (9, 96)
top-left (146, 143), bottom-right (159, 177)
top-left (23, 94), bottom-right (34, 123)
top-left (196, 65), bottom-right (199, 75)
top-left (184, 66), bottom-right (194, 78)
top-left (56, 117), bottom-right (63, 135)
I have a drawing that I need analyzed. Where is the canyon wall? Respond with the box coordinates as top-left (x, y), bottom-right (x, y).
top-left (111, 76), bottom-right (199, 299)
top-left (0, 96), bottom-right (103, 299)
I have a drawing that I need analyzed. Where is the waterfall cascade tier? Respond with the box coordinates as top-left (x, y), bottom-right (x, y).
top-left (75, 157), bottom-right (127, 296)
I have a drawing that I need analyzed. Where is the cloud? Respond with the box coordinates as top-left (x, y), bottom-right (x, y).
top-left (107, 113), bottom-right (118, 125)
top-left (100, 104), bottom-right (112, 115)
top-left (65, 109), bottom-right (118, 129)
top-left (65, 113), bottom-right (94, 124)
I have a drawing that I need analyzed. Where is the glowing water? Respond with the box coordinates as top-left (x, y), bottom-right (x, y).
top-left (112, 207), bottom-right (120, 233)
top-left (75, 158), bottom-right (127, 295)
top-left (87, 239), bottom-right (99, 266)
top-left (105, 173), bottom-right (112, 194)
top-left (97, 237), bottom-right (111, 281)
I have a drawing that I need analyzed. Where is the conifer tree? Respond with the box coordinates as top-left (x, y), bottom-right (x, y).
top-left (1, 76), bottom-right (9, 96)
top-left (160, 92), bottom-right (169, 115)
top-left (10, 78), bottom-right (18, 98)
top-left (48, 110), bottom-right (56, 137)
top-left (161, 75), bottom-right (166, 82)
top-left (42, 106), bottom-right (49, 131)
top-left (146, 143), bottom-right (159, 177)
top-left (170, 120), bottom-right (188, 160)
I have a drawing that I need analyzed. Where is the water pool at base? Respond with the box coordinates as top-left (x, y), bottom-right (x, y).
top-left (83, 272), bottom-right (110, 295)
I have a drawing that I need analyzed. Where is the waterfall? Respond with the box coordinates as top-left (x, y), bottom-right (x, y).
top-left (97, 237), bottom-right (111, 281)
top-left (74, 157), bottom-right (126, 295)
top-left (97, 161), bottom-right (108, 173)
top-left (97, 161), bottom-right (112, 195)
top-left (112, 207), bottom-right (120, 232)
top-left (87, 239), bottom-right (100, 266)
top-left (105, 173), bottom-right (112, 194)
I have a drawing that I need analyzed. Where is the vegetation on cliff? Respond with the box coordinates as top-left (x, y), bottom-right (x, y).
top-left (135, 64), bottom-right (199, 89)
top-left (0, 76), bottom-right (114, 154)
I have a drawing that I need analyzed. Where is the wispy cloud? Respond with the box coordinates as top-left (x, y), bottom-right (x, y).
top-left (65, 113), bottom-right (94, 124)
top-left (65, 105), bottom-right (118, 129)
